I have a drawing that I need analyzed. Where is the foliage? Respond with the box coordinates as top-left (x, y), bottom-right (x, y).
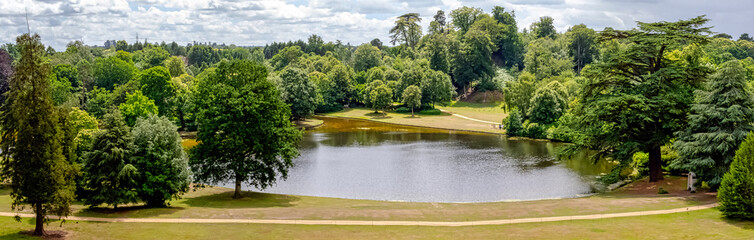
top-left (390, 13), bottom-right (423, 49)
top-left (0, 49), bottom-right (13, 105)
top-left (327, 64), bottom-right (354, 105)
top-left (81, 110), bottom-right (138, 208)
top-left (278, 67), bottom-right (317, 119)
top-left (402, 85), bottom-right (422, 116)
top-left (165, 56), bottom-right (186, 77)
top-left (566, 24), bottom-right (598, 74)
top-left (353, 44), bottom-right (382, 72)
top-left (53, 64), bottom-right (80, 88)
top-left (492, 6), bottom-right (524, 68)
top-left (504, 108), bottom-right (524, 136)
top-left (86, 87), bottom-right (112, 118)
top-left (94, 56), bottom-right (137, 90)
top-left (139, 66), bottom-right (175, 115)
top-left (67, 107), bottom-right (99, 155)
top-left (0, 34), bottom-right (77, 235)
top-left (503, 71), bottom-right (536, 115)
top-left (118, 90), bottom-right (158, 127)
top-left (50, 72), bottom-right (74, 106)
top-left (138, 47), bottom-right (170, 69)
top-left (419, 109), bottom-right (442, 115)
top-left (672, 60), bottom-right (754, 189)
top-left (717, 133), bottom-right (754, 220)
top-left (450, 7), bottom-right (483, 34)
top-left (528, 81), bottom-right (568, 125)
top-left (130, 114), bottom-right (191, 207)
top-left (421, 70), bottom-right (454, 107)
top-left (564, 16), bottom-right (712, 182)
top-left (531, 16), bottom-right (557, 39)
top-left (370, 85), bottom-right (393, 115)
top-left (270, 46), bottom-right (305, 71)
top-left (190, 60), bottom-right (302, 198)
top-left (524, 38), bottom-right (573, 80)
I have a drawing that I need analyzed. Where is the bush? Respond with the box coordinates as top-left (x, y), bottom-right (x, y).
top-left (630, 145), bottom-right (678, 178)
top-left (523, 121), bottom-right (546, 139)
top-left (419, 109), bottom-right (442, 115)
top-left (504, 109), bottom-right (523, 136)
top-left (395, 107), bottom-right (411, 113)
top-left (718, 133), bottom-right (754, 220)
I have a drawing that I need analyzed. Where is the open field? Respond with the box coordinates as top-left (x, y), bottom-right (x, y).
top-left (323, 107), bottom-right (505, 134)
top-left (437, 101), bottom-right (508, 123)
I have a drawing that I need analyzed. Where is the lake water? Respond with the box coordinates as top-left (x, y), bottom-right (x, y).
top-left (240, 117), bottom-right (611, 202)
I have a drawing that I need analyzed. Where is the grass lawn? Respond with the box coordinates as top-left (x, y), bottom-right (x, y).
top-left (1, 208), bottom-right (752, 239)
top-left (323, 107), bottom-right (504, 134)
top-left (437, 101), bottom-right (508, 123)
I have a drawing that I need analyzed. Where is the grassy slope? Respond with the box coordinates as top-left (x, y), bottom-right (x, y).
top-left (1, 209), bottom-right (752, 240)
top-left (437, 101), bottom-right (508, 123)
top-left (324, 107), bottom-right (504, 134)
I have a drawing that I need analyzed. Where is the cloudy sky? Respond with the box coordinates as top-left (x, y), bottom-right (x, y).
top-left (1, 0), bottom-right (751, 50)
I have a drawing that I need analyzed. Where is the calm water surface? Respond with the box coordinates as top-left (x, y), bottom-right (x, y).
top-left (242, 117), bottom-right (611, 202)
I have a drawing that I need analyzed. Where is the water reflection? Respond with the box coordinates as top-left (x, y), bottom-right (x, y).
top-left (246, 117), bottom-right (611, 202)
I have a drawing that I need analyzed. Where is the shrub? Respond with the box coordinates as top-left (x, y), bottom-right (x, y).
top-left (395, 107), bottom-right (411, 113)
top-left (658, 187), bottom-right (669, 194)
top-left (419, 109), bottom-right (442, 115)
top-left (718, 133), bottom-right (754, 220)
top-left (523, 121), bottom-right (546, 139)
top-left (504, 109), bottom-right (523, 136)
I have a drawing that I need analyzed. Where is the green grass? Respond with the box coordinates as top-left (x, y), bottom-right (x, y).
top-left (438, 101), bottom-right (508, 123)
top-left (323, 107), bottom-right (503, 134)
top-left (1, 209), bottom-right (752, 239)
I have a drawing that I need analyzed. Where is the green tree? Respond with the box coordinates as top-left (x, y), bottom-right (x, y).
top-left (672, 60), bottom-right (754, 189)
top-left (421, 70), bottom-right (454, 107)
top-left (528, 82), bottom-right (568, 124)
top-left (270, 46), bottom-right (305, 71)
top-left (67, 107), bottom-right (99, 155)
top-left (115, 40), bottom-right (128, 52)
top-left (353, 44), bottom-right (383, 72)
top-left (278, 67), bottom-right (317, 120)
top-left (371, 85), bottom-right (393, 116)
top-left (565, 16), bottom-right (712, 182)
top-left (390, 13), bottom-right (422, 49)
top-left (119, 90), bottom-right (158, 127)
top-left (717, 133), bottom-right (754, 220)
top-left (53, 64), bottom-right (80, 88)
top-left (139, 66), bottom-right (175, 115)
top-left (566, 24), bottom-right (598, 74)
top-left (76, 60), bottom-right (94, 90)
top-left (531, 16), bottom-right (557, 39)
top-left (492, 6), bottom-right (524, 68)
top-left (428, 10), bottom-right (447, 35)
top-left (165, 56), bottom-right (185, 77)
top-left (138, 47), bottom-right (170, 69)
top-left (94, 56), bottom-right (137, 90)
top-left (187, 45), bottom-right (218, 67)
top-left (524, 38), bottom-right (574, 80)
top-left (130, 115), bottom-right (191, 207)
top-left (0, 34), bottom-right (77, 235)
top-left (85, 87), bottom-right (112, 118)
top-left (402, 85), bottom-right (421, 117)
top-left (450, 6), bottom-right (483, 34)
top-left (190, 60), bottom-right (302, 198)
top-left (504, 108), bottom-right (524, 136)
top-left (503, 71), bottom-right (537, 115)
top-left (453, 25), bottom-right (496, 94)
top-left (81, 110), bottom-right (138, 208)
top-left (328, 64), bottom-right (354, 105)
top-left (50, 72), bottom-right (73, 106)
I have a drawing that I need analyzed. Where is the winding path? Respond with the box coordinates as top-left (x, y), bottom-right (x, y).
top-left (437, 109), bottom-right (500, 125)
top-left (0, 203), bottom-right (717, 227)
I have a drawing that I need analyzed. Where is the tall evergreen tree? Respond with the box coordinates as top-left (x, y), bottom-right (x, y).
top-left (717, 133), bottom-right (754, 220)
top-left (0, 34), bottom-right (77, 236)
top-left (673, 60), bottom-right (754, 189)
top-left (81, 110), bottom-right (139, 208)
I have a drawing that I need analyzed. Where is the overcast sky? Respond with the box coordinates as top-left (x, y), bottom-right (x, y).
top-left (1, 0), bottom-right (752, 50)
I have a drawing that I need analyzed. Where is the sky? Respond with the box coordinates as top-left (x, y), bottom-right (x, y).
top-left (0, 0), bottom-right (752, 50)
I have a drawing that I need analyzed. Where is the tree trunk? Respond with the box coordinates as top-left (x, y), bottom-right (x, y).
top-left (178, 109), bottom-right (186, 131)
top-left (411, 107), bottom-right (414, 117)
top-left (648, 146), bottom-right (663, 182)
top-left (233, 174), bottom-right (243, 199)
top-left (34, 203), bottom-right (44, 236)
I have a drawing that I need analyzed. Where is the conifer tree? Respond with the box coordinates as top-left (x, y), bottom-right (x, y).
top-left (673, 60), bottom-right (754, 189)
top-left (718, 133), bottom-right (754, 220)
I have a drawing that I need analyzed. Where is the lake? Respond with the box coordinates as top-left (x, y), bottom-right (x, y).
top-left (234, 117), bottom-right (611, 202)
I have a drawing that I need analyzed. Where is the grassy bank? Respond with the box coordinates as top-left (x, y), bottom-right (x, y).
top-left (323, 106), bottom-right (505, 134)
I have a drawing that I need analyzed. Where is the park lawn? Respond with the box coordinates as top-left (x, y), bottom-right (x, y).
top-left (323, 107), bottom-right (503, 134)
top-left (437, 101), bottom-right (508, 123)
top-left (0, 177), bottom-right (717, 222)
top-left (1, 208), bottom-right (752, 239)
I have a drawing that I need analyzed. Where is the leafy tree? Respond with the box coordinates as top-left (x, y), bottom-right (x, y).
top-left (565, 16), bottom-right (712, 182)
top-left (566, 24), bottom-right (598, 74)
top-left (531, 16), bottom-right (557, 39)
top-left (425, 33), bottom-right (450, 74)
top-left (187, 45), bottom-right (218, 67)
top-left (130, 115), bottom-right (191, 207)
top-left (119, 90), bottom-right (158, 127)
top-left (370, 38), bottom-right (383, 49)
top-left (0, 49), bottom-right (13, 105)
top-left (390, 13), bottom-right (422, 48)
top-left (85, 87), bottom-right (112, 118)
top-left (115, 40), bottom-right (129, 52)
top-left (0, 34), bottom-right (77, 235)
top-left (370, 85), bottom-right (393, 116)
top-left (328, 64), bottom-right (354, 105)
top-left (115, 50), bottom-right (133, 63)
top-left (713, 33), bottom-right (733, 39)
top-left (50, 72), bottom-right (73, 105)
top-left (739, 33), bottom-right (753, 42)
top-left (453, 24), bottom-right (496, 93)
top-left (524, 38), bottom-right (573, 80)
top-left (429, 10), bottom-right (447, 35)
top-left (67, 107), bottom-right (98, 155)
top-left (165, 56), bottom-right (185, 77)
top-left (503, 72), bottom-right (537, 115)
top-left (81, 110), bottom-right (138, 208)
top-left (76, 60), bottom-right (94, 90)
top-left (353, 44), bottom-right (383, 72)
top-left (190, 60), bottom-right (302, 198)
top-left (270, 46), bottom-right (305, 71)
top-left (139, 66), bottom-right (175, 115)
top-left (53, 64), bottom-right (80, 88)
top-left (492, 6), bottom-right (524, 68)
top-left (278, 67), bottom-right (317, 119)
top-left (402, 85), bottom-right (421, 116)
top-left (138, 47), bottom-right (170, 69)
top-left (450, 6), bottom-right (483, 34)
top-left (717, 133), bottom-right (754, 220)
top-left (504, 108), bottom-right (524, 136)
top-left (528, 82), bottom-right (568, 124)
top-left (94, 56), bottom-right (137, 90)
top-left (421, 70), bottom-right (454, 108)
top-left (672, 60), bottom-right (754, 189)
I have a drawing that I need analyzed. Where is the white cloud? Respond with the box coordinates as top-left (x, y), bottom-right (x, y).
top-left (0, 0), bottom-right (751, 50)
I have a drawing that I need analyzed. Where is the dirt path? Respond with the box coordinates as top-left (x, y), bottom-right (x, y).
top-left (437, 109), bottom-right (500, 125)
top-left (0, 203), bottom-right (717, 227)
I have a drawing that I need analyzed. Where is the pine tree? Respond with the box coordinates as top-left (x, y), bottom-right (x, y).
top-left (81, 110), bottom-right (139, 208)
top-left (673, 60), bottom-right (754, 189)
top-left (717, 133), bottom-right (754, 220)
top-left (0, 34), bottom-right (77, 236)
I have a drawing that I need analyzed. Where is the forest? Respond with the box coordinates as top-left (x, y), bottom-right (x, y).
top-left (2, 5), bottom-right (754, 235)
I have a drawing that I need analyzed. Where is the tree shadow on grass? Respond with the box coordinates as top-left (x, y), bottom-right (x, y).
top-left (721, 216), bottom-right (754, 231)
top-left (76, 205), bottom-right (185, 218)
top-left (183, 190), bottom-right (299, 209)
top-left (364, 112), bottom-right (391, 119)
